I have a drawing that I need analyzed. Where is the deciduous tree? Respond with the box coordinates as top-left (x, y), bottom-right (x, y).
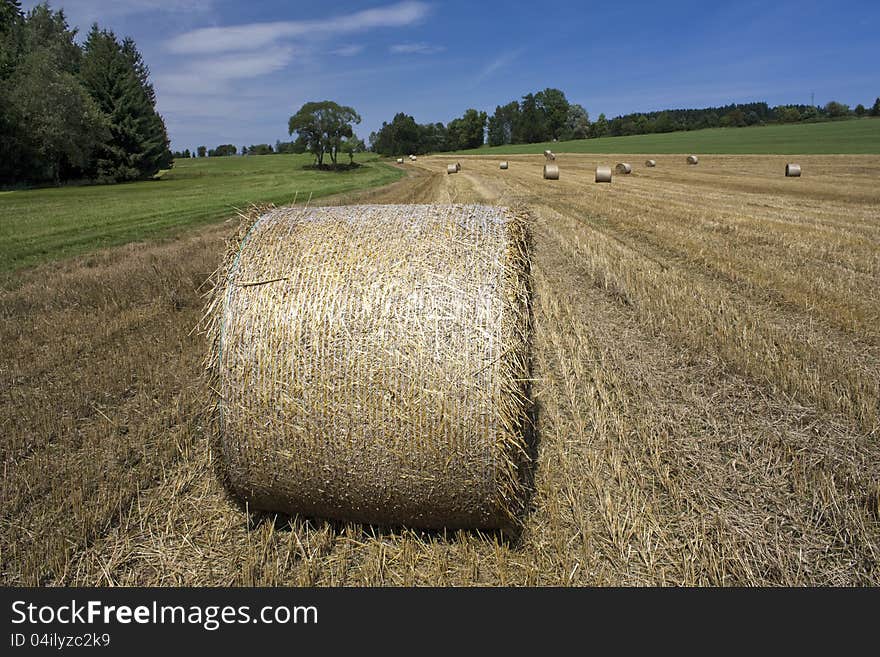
top-left (288, 100), bottom-right (361, 167)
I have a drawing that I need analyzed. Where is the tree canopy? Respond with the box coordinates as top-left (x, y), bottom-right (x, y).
top-left (0, 2), bottom-right (171, 185)
top-left (288, 101), bottom-right (361, 167)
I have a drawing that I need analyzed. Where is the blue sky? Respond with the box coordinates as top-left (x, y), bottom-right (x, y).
top-left (23, 0), bottom-right (880, 151)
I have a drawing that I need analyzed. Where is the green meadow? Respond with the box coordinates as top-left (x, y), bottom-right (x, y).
top-left (0, 153), bottom-right (403, 274)
top-left (456, 118), bottom-right (880, 155)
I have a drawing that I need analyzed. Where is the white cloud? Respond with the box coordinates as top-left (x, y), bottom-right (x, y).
top-left (331, 45), bottom-right (365, 57)
top-left (166, 1), bottom-right (429, 55)
top-left (155, 47), bottom-right (296, 95)
top-left (389, 42), bottom-right (444, 55)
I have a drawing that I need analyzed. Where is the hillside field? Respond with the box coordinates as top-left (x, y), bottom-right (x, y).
top-left (457, 118), bottom-right (880, 155)
top-left (0, 153), bottom-right (403, 276)
top-left (2, 151), bottom-right (878, 586)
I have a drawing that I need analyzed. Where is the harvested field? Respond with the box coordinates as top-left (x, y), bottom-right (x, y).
top-left (2, 154), bottom-right (879, 585)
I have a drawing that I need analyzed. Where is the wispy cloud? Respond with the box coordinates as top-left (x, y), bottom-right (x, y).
top-left (471, 47), bottom-right (525, 85)
top-left (155, 47), bottom-right (296, 95)
top-left (389, 42), bottom-right (444, 55)
top-left (331, 44), bottom-right (365, 57)
top-left (23, 0), bottom-right (213, 26)
top-left (166, 1), bottom-right (429, 55)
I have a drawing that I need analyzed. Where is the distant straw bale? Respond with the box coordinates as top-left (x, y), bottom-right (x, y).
top-left (785, 163), bottom-right (801, 177)
top-left (645, 159), bottom-right (656, 167)
top-left (500, 161), bottom-right (509, 170)
top-left (687, 155), bottom-right (699, 165)
top-left (447, 164), bottom-right (458, 174)
top-left (595, 165), bottom-right (612, 183)
top-left (206, 204), bottom-right (534, 530)
top-left (615, 163), bottom-right (632, 174)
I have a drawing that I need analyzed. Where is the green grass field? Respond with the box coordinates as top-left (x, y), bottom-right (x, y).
top-left (0, 153), bottom-right (403, 274)
top-left (457, 118), bottom-right (880, 155)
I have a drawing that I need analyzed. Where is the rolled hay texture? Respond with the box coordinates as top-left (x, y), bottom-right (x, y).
top-left (396, 158), bottom-right (404, 164)
top-left (447, 164), bottom-right (458, 174)
top-left (208, 204), bottom-right (534, 530)
top-left (615, 162), bottom-right (632, 174)
top-left (595, 165), bottom-right (612, 183)
top-left (687, 155), bottom-right (699, 165)
top-left (500, 161), bottom-right (509, 170)
top-left (645, 159), bottom-right (656, 167)
top-left (543, 163), bottom-right (559, 180)
top-left (785, 163), bottom-right (801, 177)
top-left (544, 150), bottom-right (556, 161)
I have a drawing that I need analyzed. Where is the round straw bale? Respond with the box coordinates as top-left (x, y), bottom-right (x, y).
top-left (595, 165), bottom-right (612, 183)
top-left (687, 155), bottom-right (699, 165)
top-left (543, 163), bottom-right (559, 180)
top-left (645, 159), bottom-right (656, 167)
top-left (785, 163), bottom-right (801, 177)
top-left (500, 161), bottom-right (509, 170)
top-left (409, 155), bottom-right (417, 161)
top-left (455, 162), bottom-right (462, 171)
top-left (615, 162), bottom-right (632, 174)
top-left (396, 158), bottom-right (404, 164)
top-left (543, 150), bottom-right (556, 161)
top-left (208, 204), bottom-right (533, 529)
top-left (447, 164), bottom-right (458, 174)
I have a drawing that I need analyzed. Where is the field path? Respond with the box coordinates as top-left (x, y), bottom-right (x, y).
top-left (3, 155), bottom-right (878, 585)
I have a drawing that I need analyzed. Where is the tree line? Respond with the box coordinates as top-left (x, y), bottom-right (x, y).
top-left (367, 88), bottom-right (880, 155)
top-left (173, 142), bottom-right (310, 160)
top-left (596, 98), bottom-right (880, 138)
top-left (0, 1), bottom-right (172, 185)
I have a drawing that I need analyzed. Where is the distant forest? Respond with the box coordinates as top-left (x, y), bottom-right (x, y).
top-left (367, 90), bottom-right (880, 156)
top-left (0, 1), bottom-right (171, 185)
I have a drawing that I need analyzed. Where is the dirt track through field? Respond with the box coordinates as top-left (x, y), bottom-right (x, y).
top-left (2, 155), bottom-right (878, 585)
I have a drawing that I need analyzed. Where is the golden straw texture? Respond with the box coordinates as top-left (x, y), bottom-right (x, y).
top-left (207, 204), bottom-right (534, 530)
top-left (543, 163), bottom-right (559, 180)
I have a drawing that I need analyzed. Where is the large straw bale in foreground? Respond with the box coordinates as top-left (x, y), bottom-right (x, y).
top-left (208, 204), bottom-right (533, 529)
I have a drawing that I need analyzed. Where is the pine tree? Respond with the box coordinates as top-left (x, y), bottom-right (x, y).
top-left (80, 25), bottom-right (170, 182)
top-left (0, 0), bottom-right (21, 31)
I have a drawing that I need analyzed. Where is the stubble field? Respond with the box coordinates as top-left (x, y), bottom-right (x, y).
top-left (2, 153), bottom-right (878, 585)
